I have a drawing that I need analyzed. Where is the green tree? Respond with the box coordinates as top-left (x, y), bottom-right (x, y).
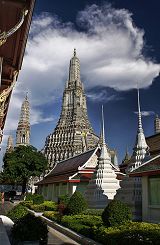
top-left (3, 145), bottom-right (48, 194)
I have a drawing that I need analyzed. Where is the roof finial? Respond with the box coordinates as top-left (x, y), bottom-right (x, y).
top-left (74, 48), bottom-right (76, 57)
top-left (25, 91), bottom-right (28, 100)
top-left (101, 104), bottom-right (105, 145)
top-left (137, 88), bottom-right (143, 133)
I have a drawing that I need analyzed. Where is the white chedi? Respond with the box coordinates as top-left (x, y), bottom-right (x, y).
top-left (85, 106), bottom-right (120, 209)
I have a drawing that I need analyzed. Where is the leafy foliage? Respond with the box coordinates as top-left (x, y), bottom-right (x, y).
top-left (61, 214), bottom-right (102, 238)
top-left (12, 213), bottom-right (48, 244)
top-left (58, 194), bottom-right (70, 205)
top-left (66, 191), bottom-right (88, 215)
top-left (82, 209), bottom-right (103, 216)
top-left (25, 193), bottom-right (34, 201)
top-left (7, 204), bottom-right (29, 222)
top-left (95, 222), bottom-right (160, 245)
top-left (33, 194), bottom-right (44, 204)
top-left (43, 201), bottom-right (57, 211)
top-left (30, 204), bottom-right (45, 212)
top-left (102, 199), bottom-right (132, 227)
top-left (43, 211), bottom-right (60, 222)
top-left (22, 200), bottom-right (57, 212)
top-left (61, 214), bottom-right (102, 228)
top-left (3, 145), bottom-right (48, 193)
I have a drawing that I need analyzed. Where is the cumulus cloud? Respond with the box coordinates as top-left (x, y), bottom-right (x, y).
top-left (17, 3), bottom-right (160, 106)
top-left (86, 90), bottom-right (122, 102)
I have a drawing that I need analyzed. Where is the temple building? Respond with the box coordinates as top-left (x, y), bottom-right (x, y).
top-left (16, 94), bottom-right (30, 146)
top-left (37, 107), bottom-right (121, 201)
top-left (44, 49), bottom-right (99, 169)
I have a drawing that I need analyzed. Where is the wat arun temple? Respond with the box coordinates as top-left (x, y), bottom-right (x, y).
top-left (43, 49), bottom-right (99, 169)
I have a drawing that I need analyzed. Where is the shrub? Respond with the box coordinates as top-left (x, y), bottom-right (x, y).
top-left (82, 209), bottom-right (103, 216)
top-left (58, 194), bottom-right (70, 205)
top-left (12, 213), bottom-right (48, 244)
top-left (43, 211), bottom-right (59, 222)
top-left (102, 200), bottom-right (132, 227)
top-left (7, 204), bottom-right (29, 222)
top-left (61, 214), bottom-right (102, 228)
top-left (33, 194), bottom-right (44, 204)
top-left (21, 200), bottom-right (33, 208)
top-left (95, 222), bottom-right (160, 245)
top-left (66, 191), bottom-right (87, 215)
top-left (30, 204), bottom-right (45, 212)
top-left (25, 193), bottom-right (34, 201)
top-left (61, 215), bottom-right (100, 239)
top-left (43, 201), bottom-right (57, 211)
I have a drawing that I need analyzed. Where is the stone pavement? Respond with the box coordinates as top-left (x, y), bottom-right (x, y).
top-left (0, 201), bottom-right (13, 215)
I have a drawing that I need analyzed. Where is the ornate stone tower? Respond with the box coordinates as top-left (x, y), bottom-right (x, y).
top-left (154, 114), bottom-right (160, 134)
top-left (6, 135), bottom-right (14, 153)
top-left (16, 94), bottom-right (30, 146)
top-left (44, 49), bottom-right (99, 169)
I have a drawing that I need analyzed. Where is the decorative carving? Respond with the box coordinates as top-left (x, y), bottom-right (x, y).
top-left (0, 9), bottom-right (28, 47)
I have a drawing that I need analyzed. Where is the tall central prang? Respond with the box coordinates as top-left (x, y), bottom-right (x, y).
top-left (44, 49), bottom-right (99, 169)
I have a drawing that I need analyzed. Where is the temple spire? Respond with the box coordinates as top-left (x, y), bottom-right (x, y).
top-left (68, 48), bottom-right (81, 84)
top-left (130, 89), bottom-right (149, 170)
top-left (137, 89), bottom-right (143, 133)
top-left (86, 105), bottom-right (120, 209)
top-left (16, 94), bottom-right (30, 146)
top-left (101, 105), bottom-right (105, 145)
top-left (99, 105), bottom-right (110, 160)
top-left (6, 135), bottom-right (14, 153)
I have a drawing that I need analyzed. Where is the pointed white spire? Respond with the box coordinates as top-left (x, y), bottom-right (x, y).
top-left (85, 105), bottom-right (120, 209)
top-left (99, 105), bottom-right (110, 160)
top-left (130, 88), bottom-right (149, 170)
top-left (137, 89), bottom-right (143, 133)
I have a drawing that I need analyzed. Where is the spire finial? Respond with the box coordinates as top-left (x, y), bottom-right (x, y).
top-left (74, 48), bottom-right (76, 57)
top-left (25, 91), bottom-right (28, 100)
top-left (101, 104), bottom-right (105, 145)
top-left (137, 88), bottom-right (143, 132)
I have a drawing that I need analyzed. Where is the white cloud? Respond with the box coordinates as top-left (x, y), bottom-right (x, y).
top-left (86, 90), bottom-right (122, 102)
top-left (134, 111), bottom-right (155, 117)
top-left (17, 3), bottom-right (160, 107)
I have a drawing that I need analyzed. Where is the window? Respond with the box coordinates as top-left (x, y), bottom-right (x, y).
top-left (149, 176), bottom-right (160, 205)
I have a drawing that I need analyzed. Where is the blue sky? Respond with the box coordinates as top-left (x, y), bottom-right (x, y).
top-left (1, 0), bottom-right (160, 168)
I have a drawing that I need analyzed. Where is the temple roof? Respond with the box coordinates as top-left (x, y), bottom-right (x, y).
top-left (129, 155), bottom-right (160, 177)
top-left (37, 148), bottom-right (97, 185)
top-left (146, 133), bottom-right (160, 156)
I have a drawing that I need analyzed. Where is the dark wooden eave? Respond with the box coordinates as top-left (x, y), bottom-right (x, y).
top-left (0, 0), bottom-right (35, 139)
